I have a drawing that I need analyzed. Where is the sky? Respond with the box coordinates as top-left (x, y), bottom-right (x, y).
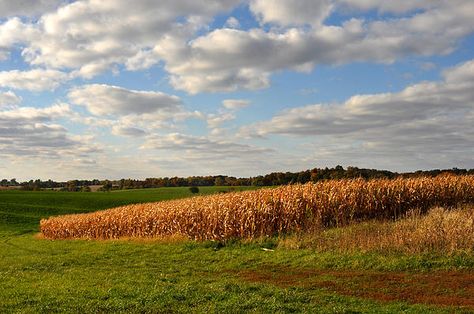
top-left (0, 0), bottom-right (473, 181)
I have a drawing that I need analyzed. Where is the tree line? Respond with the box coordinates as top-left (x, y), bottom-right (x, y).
top-left (2, 166), bottom-right (474, 192)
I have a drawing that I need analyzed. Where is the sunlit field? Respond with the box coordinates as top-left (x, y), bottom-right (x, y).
top-left (41, 175), bottom-right (474, 241)
top-left (2, 181), bottom-right (474, 312)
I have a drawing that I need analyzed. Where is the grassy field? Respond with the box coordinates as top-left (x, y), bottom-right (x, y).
top-left (1, 187), bottom-right (474, 313)
top-left (0, 186), bottom-right (257, 235)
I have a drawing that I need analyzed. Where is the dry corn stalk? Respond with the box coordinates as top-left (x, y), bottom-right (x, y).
top-left (40, 175), bottom-right (474, 240)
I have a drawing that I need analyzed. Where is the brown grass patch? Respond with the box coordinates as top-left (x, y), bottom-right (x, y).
top-left (279, 206), bottom-right (474, 254)
top-left (237, 266), bottom-right (474, 308)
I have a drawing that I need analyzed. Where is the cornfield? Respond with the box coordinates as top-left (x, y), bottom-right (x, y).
top-left (40, 175), bottom-right (474, 240)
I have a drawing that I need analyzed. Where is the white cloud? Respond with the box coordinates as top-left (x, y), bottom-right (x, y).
top-left (68, 84), bottom-right (206, 138)
top-left (0, 103), bottom-right (98, 158)
top-left (0, 0), bottom-right (472, 178)
top-left (0, 103), bottom-right (71, 123)
top-left (206, 112), bottom-right (235, 129)
top-left (443, 59), bottom-right (474, 83)
top-left (6, 0), bottom-right (240, 77)
top-left (124, 49), bottom-right (160, 71)
top-left (111, 125), bottom-right (147, 137)
top-left (250, 0), bottom-right (333, 27)
top-left (169, 65), bottom-right (270, 94)
top-left (0, 91), bottom-right (21, 108)
top-left (337, 0), bottom-right (441, 14)
top-left (222, 99), bottom-right (250, 110)
top-left (0, 69), bottom-right (69, 91)
top-left (203, 99), bottom-right (251, 131)
top-left (68, 84), bottom-right (182, 116)
top-left (0, 0), bottom-right (471, 95)
top-left (160, 1), bottom-right (474, 93)
top-left (135, 132), bottom-right (306, 178)
top-left (142, 132), bottom-right (273, 158)
top-left (0, 0), bottom-right (63, 17)
top-left (204, 98), bottom-right (250, 130)
top-left (224, 16), bottom-right (240, 28)
top-left (246, 59), bottom-right (474, 136)
top-left (240, 59), bottom-right (474, 169)
top-left (0, 17), bottom-right (38, 60)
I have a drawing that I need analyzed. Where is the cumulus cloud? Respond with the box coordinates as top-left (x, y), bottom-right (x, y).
top-left (0, 124), bottom-right (75, 155)
top-left (240, 59), bottom-right (474, 169)
top-left (204, 99), bottom-right (251, 131)
top-left (68, 84), bottom-right (182, 116)
top-left (0, 103), bottom-right (72, 123)
top-left (160, 1), bottom-right (474, 93)
top-left (0, 0), bottom-right (472, 176)
top-left (0, 0), bottom-right (63, 17)
top-left (68, 84), bottom-right (206, 139)
top-left (0, 0), bottom-right (471, 94)
top-left (245, 59), bottom-right (474, 136)
top-left (250, 0), bottom-right (445, 24)
top-left (250, 0), bottom-right (333, 27)
top-left (202, 99), bottom-right (251, 131)
top-left (142, 133), bottom-right (273, 158)
top-left (0, 103), bottom-right (98, 158)
top-left (337, 0), bottom-right (441, 14)
top-left (0, 17), bottom-right (38, 60)
top-left (0, 69), bottom-right (69, 91)
top-left (111, 125), bottom-right (147, 137)
top-left (0, 91), bottom-right (21, 108)
top-left (206, 112), bottom-right (235, 129)
top-left (3, 0), bottom-right (239, 77)
top-left (222, 99), bottom-right (250, 110)
top-left (224, 16), bottom-right (240, 28)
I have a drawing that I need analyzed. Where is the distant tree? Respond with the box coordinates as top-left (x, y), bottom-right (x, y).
top-left (296, 170), bottom-right (311, 183)
top-left (214, 177), bottom-right (225, 186)
top-left (100, 180), bottom-right (112, 192)
top-left (225, 176), bottom-right (238, 186)
top-left (189, 186), bottom-right (199, 194)
top-left (66, 180), bottom-right (78, 192)
top-left (7, 166), bottom-right (474, 192)
top-left (81, 186), bottom-right (91, 192)
top-left (251, 176), bottom-right (265, 186)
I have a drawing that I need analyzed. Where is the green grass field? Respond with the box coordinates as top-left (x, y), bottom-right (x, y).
top-left (1, 187), bottom-right (474, 313)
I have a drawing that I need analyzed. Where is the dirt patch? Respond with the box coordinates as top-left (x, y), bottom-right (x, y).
top-left (237, 266), bottom-right (474, 308)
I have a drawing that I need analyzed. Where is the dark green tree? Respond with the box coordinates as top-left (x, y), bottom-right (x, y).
top-left (189, 186), bottom-right (199, 194)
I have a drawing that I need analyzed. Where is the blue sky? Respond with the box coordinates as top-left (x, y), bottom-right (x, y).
top-left (0, 0), bottom-right (473, 180)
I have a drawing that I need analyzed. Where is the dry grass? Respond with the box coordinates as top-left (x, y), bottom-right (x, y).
top-left (279, 206), bottom-right (474, 254)
top-left (40, 175), bottom-right (474, 241)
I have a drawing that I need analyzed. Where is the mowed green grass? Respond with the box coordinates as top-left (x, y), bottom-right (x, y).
top-left (1, 187), bottom-right (473, 313)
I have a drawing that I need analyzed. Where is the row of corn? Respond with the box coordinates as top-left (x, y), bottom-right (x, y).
top-left (40, 175), bottom-right (474, 240)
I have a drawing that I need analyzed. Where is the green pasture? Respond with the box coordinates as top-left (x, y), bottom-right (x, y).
top-left (0, 187), bottom-right (472, 313)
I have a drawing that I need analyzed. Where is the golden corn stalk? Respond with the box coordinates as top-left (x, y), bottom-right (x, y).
top-left (40, 175), bottom-right (474, 240)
